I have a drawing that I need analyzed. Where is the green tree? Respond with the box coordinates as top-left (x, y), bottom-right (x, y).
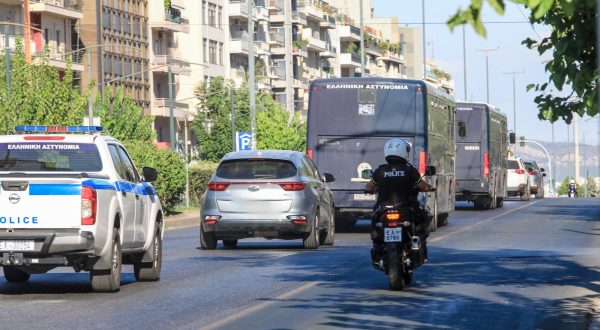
top-left (447, 0), bottom-right (598, 123)
top-left (192, 77), bottom-right (307, 161)
top-left (95, 86), bottom-right (156, 143)
top-left (0, 41), bottom-right (87, 133)
top-left (583, 177), bottom-right (599, 197)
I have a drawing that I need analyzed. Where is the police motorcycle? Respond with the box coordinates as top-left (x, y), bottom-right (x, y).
top-left (362, 166), bottom-right (436, 291)
top-left (568, 181), bottom-right (578, 198)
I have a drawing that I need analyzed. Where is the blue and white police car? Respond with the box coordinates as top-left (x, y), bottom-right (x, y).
top-left (0, 126), bottom-right (163, 292)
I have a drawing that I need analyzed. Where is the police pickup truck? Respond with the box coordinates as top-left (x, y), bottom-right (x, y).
top-left (0, 126), bottom-right (163, 292)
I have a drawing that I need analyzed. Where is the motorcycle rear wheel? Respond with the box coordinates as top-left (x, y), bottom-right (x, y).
top-left (386, 244), bottom-right (405, 291)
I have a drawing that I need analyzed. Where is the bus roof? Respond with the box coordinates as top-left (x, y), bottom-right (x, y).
top-left (310, 77), bottom-right (455, 102)
top-left (456, 101), bottom-right (507, 119)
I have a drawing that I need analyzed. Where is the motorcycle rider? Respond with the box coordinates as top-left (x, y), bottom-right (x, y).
top-left (365, 138), bottom-right (434, 269)
top-left (568, 179), bottom-right (578, 197)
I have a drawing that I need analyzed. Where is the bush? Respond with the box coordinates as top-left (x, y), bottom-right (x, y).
top-left (124, 141), bottom-right (186, 214)
top-left (189, 161), bottom-right (219, 206)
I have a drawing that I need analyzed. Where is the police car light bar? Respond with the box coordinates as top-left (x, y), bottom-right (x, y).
top-left (15, 126), bottom-right (103, 133)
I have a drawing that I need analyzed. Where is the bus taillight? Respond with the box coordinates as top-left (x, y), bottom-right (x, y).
top-left (483, 152), bottom-right (490, 178)
top-left (419, 151), bottom-right (427, 175)
top-left (307, 149), bottom-right (313, 159)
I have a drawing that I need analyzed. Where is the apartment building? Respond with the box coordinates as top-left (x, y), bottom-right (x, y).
top-left (79, 0), bottom-right (150, 109)
top-left (201, 0), bottom-right (226, 81)
top-left (0, 0), bottom-right (84, 75)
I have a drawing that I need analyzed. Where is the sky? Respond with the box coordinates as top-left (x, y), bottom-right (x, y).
top-left (372, 0), bottom-right (600, 145)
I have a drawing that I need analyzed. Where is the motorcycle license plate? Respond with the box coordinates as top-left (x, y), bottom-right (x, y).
top-left (384, 228), bottom-right (402, 242)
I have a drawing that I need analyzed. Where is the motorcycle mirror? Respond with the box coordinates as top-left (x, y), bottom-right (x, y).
top-left (425, 166), bottom-right (436, 176)
top-left (361, 169), bottom-right (374, 179)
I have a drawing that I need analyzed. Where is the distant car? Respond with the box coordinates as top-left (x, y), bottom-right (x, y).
top-left (507, 156), bottom-right (531, 201)
top-left (522, 159), bottom-right (546, 198)
top-left (200, 150), bottom-right (336, 250)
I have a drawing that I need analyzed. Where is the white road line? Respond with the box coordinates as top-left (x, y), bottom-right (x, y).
top-left (199, 281), bottom-right (320, 330)
top-left (429, 200), bottom-right (543, 243)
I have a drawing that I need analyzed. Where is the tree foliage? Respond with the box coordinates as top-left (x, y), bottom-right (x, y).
top-left (191, 77), bottom-right (306, 162)
top-left (0, 41), bottom-right (87, 133)
top-left (96, 86), bottom-right (156, 143)
top-left (447, 0), bottom-right (597, 123)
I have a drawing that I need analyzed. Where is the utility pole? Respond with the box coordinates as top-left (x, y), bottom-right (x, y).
top-left (476, 48), bottom-right (500, 103)
top-left (283, 0), bottom-right (294, 121)
top-left (359, 0), bottom-right (365, 76)
top-left (462, 25), bottom-right (467, 100)
top-left (574, 115), bottom-right (580, 182)
top-left (551, 123), bottom-right (556, 193)
top-left (503, 70), bottom-right (524, 139)
top-left (583, 133), bottom-right (588, 197)
top-left (230, 88), bottom-right (235, 151)
top-left (4, 25), bottom-right (11, 99)
top-left (87, 51), bottom-right (93, 126)
top-left (247, 0), bottom-right (256, 149)
top-left (168, 64), bottom-right (176, 151)
top-left (421, 0), bottom-right (426, 79)
top-left (23, 0), bottom-right (31, 63)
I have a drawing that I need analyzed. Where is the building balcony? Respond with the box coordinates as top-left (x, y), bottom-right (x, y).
top-left (228, 0), bottom-right (249, 19)
top-left (338, 25), bottom-right (361, 42)
top-left (266, 0), bottom-right (282, 11)
top-left (47, 53), bottom-right (84, 72)
top-left (320, 44), bottom-right (336, 58)
top-left (380, 52), bottom-right (405, 64)
top-left (302, 29), bottom-right (326, 52)
top-left (291, 11), bottom-right (307, 26)
top-left (150, 98), bottom-right (189, 120)
top-left (292, 46), bottom-right (308, 58)
top-left (320, 14), bottom-right (336, 29)
top-left (151, 55), bottom-right (191, 76)
top-left (150, 8), bottom-right (190, 34)
top-left (255, 6), bottom-right (269, 21)
top-left (301, 3), bottom-right (323, 22)
top-left (339, 52), bottom-right (361, 68)
top-left (0, 0), bottom-right (22, 4)
top-left (29, 0), bottom-right (83, 19)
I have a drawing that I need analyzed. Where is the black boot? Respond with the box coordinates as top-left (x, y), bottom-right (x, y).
top-left (371, 244), bottom-right (385, 270)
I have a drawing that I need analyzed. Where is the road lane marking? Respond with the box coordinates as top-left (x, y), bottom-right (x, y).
top-left (429, 200), bottom-right (543, 243)
top-left (199, 281), bottom-right (320, 330)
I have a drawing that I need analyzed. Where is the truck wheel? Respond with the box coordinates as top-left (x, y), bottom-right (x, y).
top-left (134, 225), bottom-right (162, 281)
top-left (91, 229), bottom-right (122, 292)
top-left (303, 215), bottom-right (320, 249)
top-left (200, 225), bottom-right (217, 250)
top-left (496, 197), bottom-right (504, 208)
top-left (3, 266), bottom-right (30, 282)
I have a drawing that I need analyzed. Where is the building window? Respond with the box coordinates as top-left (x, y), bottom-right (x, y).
top-left (208, 3), bottom-right (217, 27)
top-left (218, 42), bottom-right (223, 65)
top-left (202, 1), bottom-right (207, 24)
top-left (203, 38), bottom-right (208, 63)
top-left (44, 29), bottom-right (49, 45)
top-left (209, 40), bottom-right (217, 64)
top-left (217, 5), bottom-right (222, 29)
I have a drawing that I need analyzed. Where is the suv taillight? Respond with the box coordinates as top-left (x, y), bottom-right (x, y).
top-left (279, 182), bottom-right (305, 191)
top-left (81, 186), bottom-right (97, 225)
top-left (208, 182), bottom-right (230, 191)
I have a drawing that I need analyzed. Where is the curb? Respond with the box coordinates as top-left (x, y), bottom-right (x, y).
top-left (164, 212), bottom-right (199, 230)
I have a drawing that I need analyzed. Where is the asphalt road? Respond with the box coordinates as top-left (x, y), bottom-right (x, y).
top-left (1, 198), bottom-right (599, 330)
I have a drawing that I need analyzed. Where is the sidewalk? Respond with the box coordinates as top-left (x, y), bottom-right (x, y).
top-left (164, 211), bottom-right (199, 230)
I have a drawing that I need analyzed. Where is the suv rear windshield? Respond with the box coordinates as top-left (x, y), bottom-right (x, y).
top-left (508, 160), bottom-right (520, 170)
top-left (0, 143), bottom-right (103, 172)
top-left (216, 159), bottom-right (297, 179)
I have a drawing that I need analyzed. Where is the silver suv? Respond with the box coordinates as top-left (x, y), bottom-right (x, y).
top-left (200, 150), bottom-right (335, 249)
top-left (0, 126), bottom-right (163, 292)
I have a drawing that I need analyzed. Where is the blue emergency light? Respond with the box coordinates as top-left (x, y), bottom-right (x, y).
top-left (15, 125), bottom-right (103, 133)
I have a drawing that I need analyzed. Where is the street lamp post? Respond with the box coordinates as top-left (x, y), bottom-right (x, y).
top-left (475, 48), bottom-right (500, 103)
top-left (503, 70), bottom-right (525, 141)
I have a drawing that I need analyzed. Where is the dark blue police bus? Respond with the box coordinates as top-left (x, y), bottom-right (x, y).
top-left (306, 78), bottom-right (456, 230)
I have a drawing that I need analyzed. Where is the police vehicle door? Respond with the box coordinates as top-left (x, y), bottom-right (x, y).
top-left (116, 146), bottom-right (146, 247)
top-left (108, 145), bottom-right (137, 248)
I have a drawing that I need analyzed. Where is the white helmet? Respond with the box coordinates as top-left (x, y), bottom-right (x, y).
top-left (384, 138), bottom-right (411, 160)
top-left (570, 179), bottom-right (576, 184)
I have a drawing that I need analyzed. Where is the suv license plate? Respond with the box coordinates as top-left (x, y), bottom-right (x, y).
top-left (0, 240), bottom-right (34, 251)
top-left (384, 228), bottom-right (402, 242)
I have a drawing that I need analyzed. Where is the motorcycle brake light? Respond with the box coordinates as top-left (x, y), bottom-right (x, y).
top-left (385, 211), bottom-right (401, 221)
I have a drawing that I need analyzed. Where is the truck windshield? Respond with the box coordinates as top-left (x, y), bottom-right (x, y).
top-left (0, 143), bottom-right (102, 172)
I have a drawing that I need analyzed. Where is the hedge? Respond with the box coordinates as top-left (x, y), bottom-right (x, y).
top-left (124, 141), bottom-right (186, 214)
top-left (188, 161), bottom-right (219, 206)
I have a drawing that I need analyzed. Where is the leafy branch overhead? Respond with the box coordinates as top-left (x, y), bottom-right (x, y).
top-left (447, 0), bottom-right (598, 123)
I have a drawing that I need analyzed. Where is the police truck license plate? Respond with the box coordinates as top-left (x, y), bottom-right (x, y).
top-left (384, 228), bottom-right (402, 242)
top-left (0, 240), bottom-right (34, 251)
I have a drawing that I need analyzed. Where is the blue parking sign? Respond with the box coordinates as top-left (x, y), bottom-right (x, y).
top-left (236, 132), bottom-right (252, 151)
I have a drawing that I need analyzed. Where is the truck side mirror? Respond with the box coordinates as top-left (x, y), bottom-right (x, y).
top-left (458, 121), bottom-right (466, 138)
top-left (142, 166), bottom-right (158, 182)
top-left (425, 166), bottom-right (436, 176)
top-left (509, 132), bottom-right (516, 144)
top-left (361, 169), bottom-right (374, 179)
